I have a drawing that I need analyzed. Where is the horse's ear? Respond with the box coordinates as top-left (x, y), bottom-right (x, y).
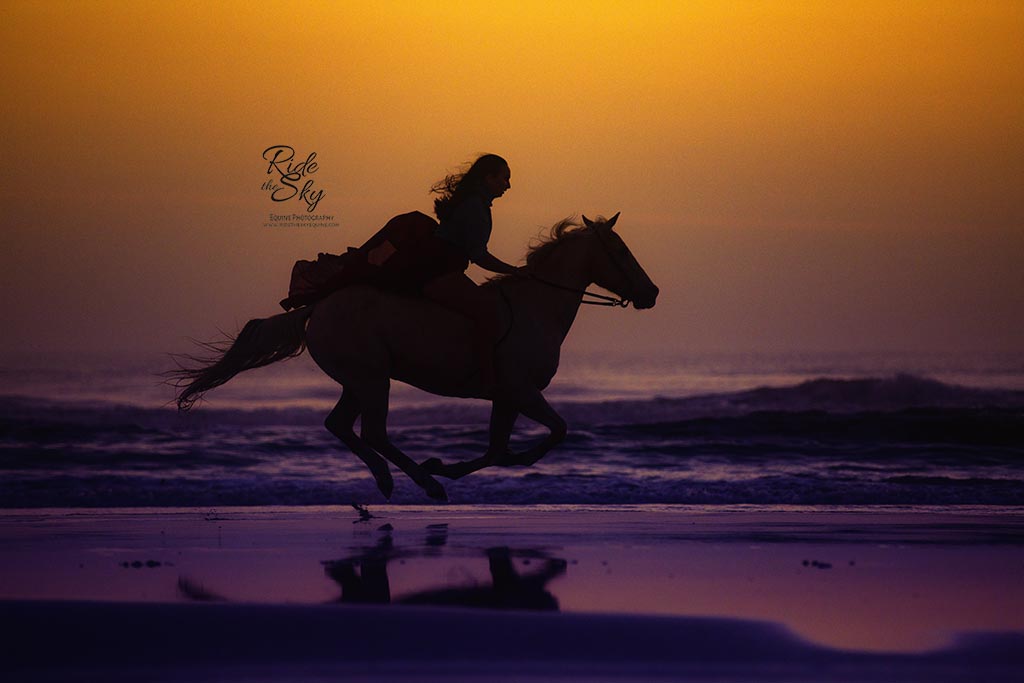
top-left (582, 215), bottom-right (594, 227)
top-left (606, 212), bottom-right (621, 230)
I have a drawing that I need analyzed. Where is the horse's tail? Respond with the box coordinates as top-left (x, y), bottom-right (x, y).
top-left (170, 306), bottom-right (315, 412)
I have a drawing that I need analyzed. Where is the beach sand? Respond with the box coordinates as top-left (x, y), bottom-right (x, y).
top-left (2, 505), bottom-right (1022, 681)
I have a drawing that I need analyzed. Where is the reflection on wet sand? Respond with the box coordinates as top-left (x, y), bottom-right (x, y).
top-left (179, 523), bottom-right (567, 612)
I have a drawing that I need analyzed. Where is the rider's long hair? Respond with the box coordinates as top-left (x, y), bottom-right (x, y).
top-left (430, 153), bottom-right (508, 221)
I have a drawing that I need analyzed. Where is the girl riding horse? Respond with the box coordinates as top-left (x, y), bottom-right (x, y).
top-left (415, 154), bottom-right (523, 395)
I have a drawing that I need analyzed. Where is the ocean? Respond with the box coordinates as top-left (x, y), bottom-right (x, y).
top-left (1, 349), bottom-right (1022, 507)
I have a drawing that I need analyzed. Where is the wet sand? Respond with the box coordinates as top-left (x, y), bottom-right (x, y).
top-left (2, 505), bottom-right (1022, 681)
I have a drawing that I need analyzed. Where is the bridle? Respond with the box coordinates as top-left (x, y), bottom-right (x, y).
top-left (526, 225), bottom-right (633, 308)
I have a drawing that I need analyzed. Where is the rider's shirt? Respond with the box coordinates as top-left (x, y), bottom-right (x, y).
top-left (434, 193), bottom-right (492, 263)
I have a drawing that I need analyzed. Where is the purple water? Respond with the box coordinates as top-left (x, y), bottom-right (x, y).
top-left (1, 350), bottom-right (1022, 507)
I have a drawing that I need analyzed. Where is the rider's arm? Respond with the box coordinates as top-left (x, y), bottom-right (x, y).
top-left (472, 250), bottom-right (520, 275)
top-left (439, 195), bottom-right (523, 275)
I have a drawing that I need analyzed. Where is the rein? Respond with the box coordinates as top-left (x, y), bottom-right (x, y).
top-left (493, 273), bottom-right (625, 351)
top-left (527, 273), bottom-right (630, 308)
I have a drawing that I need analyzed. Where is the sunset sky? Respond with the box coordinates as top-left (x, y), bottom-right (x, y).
top-left (3, 1), bottom-right (1021, 356)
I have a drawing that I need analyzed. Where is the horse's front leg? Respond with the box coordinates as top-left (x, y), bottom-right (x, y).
top-left (506, 389), bottom-right (566, 466)
top-left (422, 398), bottom-right (518, 479)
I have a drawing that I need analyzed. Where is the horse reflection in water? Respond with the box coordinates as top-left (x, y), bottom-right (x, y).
top-left (178, 525), bottom-right (567, 612)
top-left (324, 534), bottom-right (566, 611)
top-left (172, 213), bottom-right (658, 501)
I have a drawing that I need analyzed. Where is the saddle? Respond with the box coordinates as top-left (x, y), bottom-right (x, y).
top-left (279, 211), bottom-right (439, 310)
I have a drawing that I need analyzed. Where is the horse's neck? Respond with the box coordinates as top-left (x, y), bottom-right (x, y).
top-left (515, 244), bottom-right (591, 345)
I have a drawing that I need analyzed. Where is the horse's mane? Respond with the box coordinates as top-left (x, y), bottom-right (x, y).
top-left (489, 215), bottom-right (604, 284)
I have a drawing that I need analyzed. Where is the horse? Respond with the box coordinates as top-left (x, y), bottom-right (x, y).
top-left (171, 213), bottom-right (658, 501)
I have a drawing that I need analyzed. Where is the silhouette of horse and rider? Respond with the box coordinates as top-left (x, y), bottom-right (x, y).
top-left (171, 154), bottom-right (659, 501)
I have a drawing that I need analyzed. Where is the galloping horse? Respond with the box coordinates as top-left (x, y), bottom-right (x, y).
top-left (173, 213), bottom-right (658, 501)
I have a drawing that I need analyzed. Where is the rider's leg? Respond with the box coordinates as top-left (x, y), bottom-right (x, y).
top-left (421, 272), bottom-right (501, 391)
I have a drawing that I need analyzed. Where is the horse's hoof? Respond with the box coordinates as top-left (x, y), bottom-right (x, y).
top-left (370, 466), bottom-right (394, 500)
top-left (425, 480), bottom-right (448, 503)
top-left (376, 474), bottom-right (394, 500)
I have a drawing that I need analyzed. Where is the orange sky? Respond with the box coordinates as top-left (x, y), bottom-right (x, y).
top-left (2, 1), bottom-right (1022, 354)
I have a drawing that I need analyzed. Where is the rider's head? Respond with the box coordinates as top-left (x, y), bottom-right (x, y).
top-left (432, 154), bottom-right (510, 219)
top-left (476, 155), bottom-right (511, 200)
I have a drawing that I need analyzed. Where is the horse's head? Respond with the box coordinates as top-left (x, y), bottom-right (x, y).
top-left (581, 213), bottom-right (659, 309)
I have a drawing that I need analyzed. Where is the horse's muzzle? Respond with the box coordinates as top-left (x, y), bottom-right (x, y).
top-left (631, 284), bottom-right (659, 310)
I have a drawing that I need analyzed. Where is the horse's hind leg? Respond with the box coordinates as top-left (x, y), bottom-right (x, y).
top-left (355, 378), bottom-right (448, 502)
top-left (325, 389), bottom-right (394, 500)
